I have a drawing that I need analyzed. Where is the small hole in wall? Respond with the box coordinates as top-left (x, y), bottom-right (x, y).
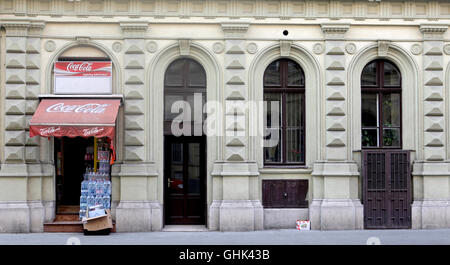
top-left (283, 30), bottom-right (289, 36)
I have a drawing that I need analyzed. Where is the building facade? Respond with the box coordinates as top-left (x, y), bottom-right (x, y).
top-left (1, 0), bottom-right (450, 232)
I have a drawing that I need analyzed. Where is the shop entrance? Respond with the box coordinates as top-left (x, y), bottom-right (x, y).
top-left (54, 137), bottom-right (92, 213)
top-left (164, 136), bottom-right (206, 225)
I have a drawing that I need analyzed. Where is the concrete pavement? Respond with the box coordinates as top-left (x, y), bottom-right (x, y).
top-left (1, 229), bottom-right (450, 245)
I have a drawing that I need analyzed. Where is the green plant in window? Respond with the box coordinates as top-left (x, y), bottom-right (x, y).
top-left (362, 130), bottom-right (376, 147)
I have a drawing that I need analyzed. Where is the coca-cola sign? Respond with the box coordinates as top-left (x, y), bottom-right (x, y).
top-left (54, 61), bottom-right (112, 94)
top-left (39, 127), bottom-right (61, 136)
top-left (66, 62), bottom-right (93, 73)
top-left (83, 127), bottom-right (104, 136)
top-left (46, 103), bottom-right (110, 114)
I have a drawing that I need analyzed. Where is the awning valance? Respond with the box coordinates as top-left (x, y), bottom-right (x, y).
top-left (29, 99), bottom-right (121, 139)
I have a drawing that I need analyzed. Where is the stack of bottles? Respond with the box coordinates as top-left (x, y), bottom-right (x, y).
top-left (79, 168), bottom-right (112, 220)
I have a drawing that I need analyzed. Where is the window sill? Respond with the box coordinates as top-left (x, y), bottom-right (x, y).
top-left (260, 166), bottom-right (312, 174)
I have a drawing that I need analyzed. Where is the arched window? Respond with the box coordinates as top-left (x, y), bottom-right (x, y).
top-left (264, 59), bottom-right (305, 165)
top-left (164, 58), bottom-right (206, 135)
top-left (361, 60), bottom-right (402, 148)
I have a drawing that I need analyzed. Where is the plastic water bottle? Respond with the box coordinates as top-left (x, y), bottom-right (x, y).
top-left (104, 178), bottom-right (111, 196)
top-left (95, 195), bottom-right (102, 206)
top-left (102, 195), bottom-right (111, 209)
top-left (87, 195), bottom-right (94, 208)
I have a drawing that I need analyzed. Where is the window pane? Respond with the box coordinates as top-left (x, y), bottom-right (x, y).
top-left (264, 61), bottom-right (281, 86)
top-left (287, 61), bottom-right (304, 86)
top-left (164, 94), bottom-right (184, 121)
top-left (165, 59), bottom-right (184, 86)
top-left (361, 61), bottom-right (377, 86)
top-left (382, 93), bottom-right (401, 127)
top-left (264, 93), bottom-right (282, 127)
top-left (361, 93), bottom-right (378, 127)
top-left (383, 62), bottom-right (401, 87)
top-left (264, 128), bottom-right (282, 163)
top-left (187, 60), bottom-right (206, 87)
top-left (286, 128), bottom-right (303, 162)
top-left (187, 143), bottom-right (201, 194)
top-left (286, 93), bottom-right (303, 127)
top-left (383, 128), bottom-right (401, 147)
top-left (362, 129), bottom-right (378, 147)
top-left (186, 93), bottom-right (206, 122)
top-left (170, 143), bottom-right (183, 194)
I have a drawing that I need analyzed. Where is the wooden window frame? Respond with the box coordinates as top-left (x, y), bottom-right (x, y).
top-left (361, 60), bottom-right (402, 149)
top-left (264, 59), bottom-right (306, 166)
top-left (164, 58), bottom-right (206, 136)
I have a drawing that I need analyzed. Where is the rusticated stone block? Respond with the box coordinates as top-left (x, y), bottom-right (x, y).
top-left (5, 84), bottom-right (26, 99)
top-left (326, 116), bottom-right (346, 131)
top-left (124, 55), bottom-right (145, 69)
top-left (26, 54), bottom-right (40, 69)
top-left (124, 100), bottom-right (145, 115)
top-left (424, 132), bottom-right (445, 147)
top-left (6, 68), bottom-right (26, 84)
top-left (26, 69), bottom-right (40, 85)
top-left (6, 37), bottom-right (26, 53)
top-left (26, 38), bottom-right (40, 54)
top-left (124, 85), bottom-right (145, 99)
top-left (124, 146), bottom-right (145, 161)
top-left (424, 101), bottom-right (444, 116)
top-left (4, 115), bottom-right (25, 130)
top-left (124, 39), bottom-right (145, 54)
top-left (225, 147), bottom-right (245, 162)
top-left (124, 70), bottom-right (145, 85)
top-left (424, 116), bottom-right (444, 132)
top-left (5, 53), bottom-right (26, 68)
top-left (124, 115), bottom-right (145, 130)
top-left (26, 85), bottom-right (40, 99)
top-left (225, 136), bottom-right (246, 147)
top-left (424, 148), bottom-right (445, 161)
top-left (4, 146), bottom-right (25, 161)
top-left (4, 131), bottom-right (26, 146)
top-left (25, 100), bottom-right (39, 114)
top-left (124, 130), bottom-right (145, 146)
top-left (5, 100), bottom-right (26, 115)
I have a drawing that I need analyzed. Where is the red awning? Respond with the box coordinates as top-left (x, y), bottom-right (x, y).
top-left (29, 99), bottom-right (121, 139)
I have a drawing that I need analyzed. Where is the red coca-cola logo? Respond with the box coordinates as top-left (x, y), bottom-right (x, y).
top-left (46, 103), bottom-right (110, 114)
top-left (83, 127), bottom-right (104, 136)
top-left (66, 62), bottom-right (93, 73)
top-left (40, 127), bottom-right (60, 136)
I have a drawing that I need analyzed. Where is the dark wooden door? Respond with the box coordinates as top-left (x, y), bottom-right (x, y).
top-left (362, 150), bottom-right (411, 229)
top-left (164, 136), bottom-right (206, 225)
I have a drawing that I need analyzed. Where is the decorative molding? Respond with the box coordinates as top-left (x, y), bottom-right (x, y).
top-left (377, 40), bottom-right (390, 57)
top-left (76, 36), bottom-right (91, 44)
top-left (246, 43), bottom-right (258, 54)
top-left (112, 41), bottom-right (123, 53)
top-left (313, 43), bottom-right (324, 55)
top-left (411, 43), bottom-right (423, 55)
top-left (28, 21), bottom-right (45, 36)
top-left (420, 24), bottom-right (448, 41)
top-left (2, 21), bottom-right (29, 36)
top-left (221, 23), bottom-right (249, 39)
top-left (321, 23), bottom-right (350, 40)
top-left (146, 41), bottom-right (158, 53)
top-left (279, 40), bottom-right (292, 57)
top-left (213, 42), bottom-right (225, 54)
top-left (119, 22), bottom-right (149, 38)
top-left (44, 40), bottom-right (56, 52)
top-left (2, 1), bottom-right (450, 21)
top-left (444, 44), bottom-right (450, 55)
top-left (179, 39), bottom-right (191, 56)
top-left (345, 43), bottom-right (356, 55)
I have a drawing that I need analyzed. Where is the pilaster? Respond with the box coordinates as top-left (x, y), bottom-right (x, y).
top-left (411, 24), bottom-right (450, 229)
top-left (309, 24), bottom-right (363, 230)
top-left (120, 22), bottom-right (148, 163)
top-left (209, 23), bottom-right (263, 231)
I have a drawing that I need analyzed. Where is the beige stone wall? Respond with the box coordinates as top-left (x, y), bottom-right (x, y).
top-left (0, 0), bottom-right (450, 232)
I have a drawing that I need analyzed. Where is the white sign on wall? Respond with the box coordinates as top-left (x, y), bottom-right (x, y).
top-left (54, 61), bottom-right (112, 94)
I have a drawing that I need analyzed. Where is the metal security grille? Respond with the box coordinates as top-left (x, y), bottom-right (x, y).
top-left (362, 150), bottom-right (411, 229)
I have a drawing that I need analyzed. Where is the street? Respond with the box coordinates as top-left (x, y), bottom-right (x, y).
top-left (0, 229), bottom-right (450, 245)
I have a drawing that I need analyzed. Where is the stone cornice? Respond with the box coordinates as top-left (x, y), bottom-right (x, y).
top-left (321, 23), bottom-right (350, 40)
top-left (119, 22), bottom-right (149, 38)
top-left (28, 21), bottom-right (45, 37)
top-left (221, 23), bottom-right (250, 39)
top-left (420, 24), bottom-right (448, 41)
top-left (2, 21), bottom-right (29, 36)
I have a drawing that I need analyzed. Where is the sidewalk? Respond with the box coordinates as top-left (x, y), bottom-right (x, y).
top-left (1, 229), bottom-right (450, 245)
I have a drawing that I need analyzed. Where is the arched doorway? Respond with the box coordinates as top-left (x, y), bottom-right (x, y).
top-left (163, 58), bottom-right (207, 225)
top-left (360, 59), bottom-right (411, 229)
